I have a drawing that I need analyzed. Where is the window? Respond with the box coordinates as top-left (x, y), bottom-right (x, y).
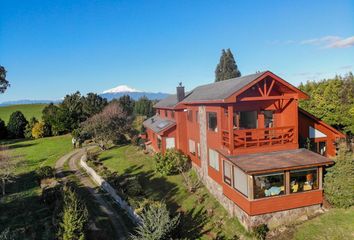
top-left (166, 137), bottom-right (175, 149)
top-left (171, 111), bottom-right (175, 118)
top-left (164, 110), bottom-right (167, 117)
top-left (264, 110), bottom-right (274, 128)
top-left (189, 139), bottom-right (196, 154)
top-left (233, 166), bottom-right (249, 197)
top-left (223, 161), bottom-right (232, 186)
top-left (197, 143), bottom-right (200, 158)
top-left (187, 109), bottom-right (193, 121)
top-left (310, 140), bottom-right (327, 156)
top-left (207, 112), bottom-right (218, 132)
top-left (290, 168), bottom-right (318, 193)
top-left (239, 111), bottom-right (257, 129)
top-left (254, 172), bottom-right (284, 199)
top-left (195, 111), bottom-right (199, 123)
top-left (208, 149), bottom-right (219, 170)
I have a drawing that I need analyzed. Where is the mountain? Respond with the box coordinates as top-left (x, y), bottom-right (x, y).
top-left (100, 85), bottom-right (170, 101)
top-left (0, 85), bottom-right (170, 106)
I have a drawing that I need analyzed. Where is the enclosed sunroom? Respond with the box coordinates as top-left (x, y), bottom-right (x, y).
top-left (220, 148), bottom-right (334, 215)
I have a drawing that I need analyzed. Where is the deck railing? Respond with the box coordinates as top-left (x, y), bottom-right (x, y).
top-left (222, 126), bottom-right (295, 150)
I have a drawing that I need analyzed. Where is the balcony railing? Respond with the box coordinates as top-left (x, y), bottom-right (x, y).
top-left (222, 126), bottom-right (295, 150)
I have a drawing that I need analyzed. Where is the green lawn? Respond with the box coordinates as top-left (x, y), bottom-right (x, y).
top-left (0, 104), bottom-right (46, 123)
top-left (98, 145), bottom-right (252, 239)
top-left (292, 207), bottom-right (354, 240)
top-left (0, 135), bottom-right (72, 239)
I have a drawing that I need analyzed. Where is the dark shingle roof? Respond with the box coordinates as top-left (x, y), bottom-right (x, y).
top-left (143, 115), bottom-right (176, 134)
top-left (227, 149), bottom-right (334, 174)
top-left (154, 71), bottom-right (266, 108)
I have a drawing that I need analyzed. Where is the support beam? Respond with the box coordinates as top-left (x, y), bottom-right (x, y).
top-left (228, 105), bottom-right (235, 153)
top-left (319, 167), bottom-right (323, 189)
top-left (248, 175), bottom-right (254, 200)
top-left (266, 79), bottom-right (275, 96)
top-left (285, 171), bottom-right (290, 194)
top-left (239, 96), bottom-right (292, 101)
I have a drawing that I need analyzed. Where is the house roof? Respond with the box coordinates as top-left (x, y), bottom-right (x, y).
top-left (226, 149), bottom-right (334, 174)
top-left (143, 115), bottom-right (176, 134)
top-left (154, 72), bottom-right (265, 108)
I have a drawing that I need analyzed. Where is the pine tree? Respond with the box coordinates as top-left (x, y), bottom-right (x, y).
top-left (7, 111), bottom-right (28, 139)
top-left (215, 49), bottom-right (241, 82)
top-left (59, 186), bottom-right (88, 240)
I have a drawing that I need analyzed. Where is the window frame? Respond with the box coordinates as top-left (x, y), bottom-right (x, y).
top-left (207, 112), bottom-right (218, 132)
top-left (289, 168), bottom-right (319, 194)
top-left (253, 171), bottom-right (285, 199)
top-left (208, 148), bottom-right (219, 171)
top-left (188, 139), bottom-right (196, 155)
top-left (223, 160), bottom-right (232, 186)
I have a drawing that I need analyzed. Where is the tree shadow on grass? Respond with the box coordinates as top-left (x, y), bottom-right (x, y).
top-left (5, 171), bottom-right (38, 195)
top-left (175, 207), bottom-right (211, 239)
top-left (7, 142), bottom-right (38, 149)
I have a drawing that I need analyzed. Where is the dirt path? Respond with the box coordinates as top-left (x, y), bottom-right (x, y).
top-left (55, 147), bottom-right (130, 240)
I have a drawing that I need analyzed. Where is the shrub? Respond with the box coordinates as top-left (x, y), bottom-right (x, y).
top-left (0, 118), bottom-right (7, 139)
top-left (130, 201), bottom-right (180, 240)
top-left (126, 177), bottom-right (143, 197)
top-left (253, 224), bottom-right (269, 240)
top-left (36, 166), bottom-right (55, 180)
top-left (154, 149), bottom-right (190, 176)
top-left (324, 142), bottom-right (354, 208)
top-left (59, 186), bottom-right (88, 240)
top-left (41, 184), bottom-right (62, 206)
top-left (7, 111), bottom-right (28, 138)
top-left (32, 121), bottom-right (45, 139)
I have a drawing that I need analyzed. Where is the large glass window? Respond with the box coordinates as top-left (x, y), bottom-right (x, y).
top-left (207, 112), bottom-right (218, 132)
top-left (254, 172), bottom-right (284, 199)
top-left (223, 161), bottom-right (232, 186)
top-left (208, 149), bottom-right (219, 170)
top-left (233, 166), bottom-right (249, 197)
top-left (264, 110), bottom-right (274, 128)
top-left (290, 168), bottom-right (318, 193)
top-left (239, 111), bottom-right (257, 129)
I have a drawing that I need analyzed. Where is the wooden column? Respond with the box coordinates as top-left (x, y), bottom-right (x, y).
top-left (285, 171), bottom-right (290, 194)
top-left (319, 167), bottom-right (323, 189)
top-left (228, 105), bottom-right (234, 153)
top-left (248, 175), bottom-right (254, 200)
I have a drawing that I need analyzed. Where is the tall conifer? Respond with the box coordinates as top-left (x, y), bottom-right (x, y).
top-left (215, 49), bottom-right (241, 82)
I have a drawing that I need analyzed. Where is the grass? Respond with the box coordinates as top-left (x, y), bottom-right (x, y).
top-left (292, 207), bottom-right (354, 240)
top-left (0, 103), bottom-right (46, 123)
top-left (0, 135), bottom-right (72, 238)
top-left (98, 145), bottom-right (252, 239)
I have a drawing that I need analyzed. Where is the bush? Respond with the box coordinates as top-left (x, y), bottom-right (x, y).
top-left (154, 149), bottom-right (190, 176)
top-left (7, 111), bottom-right (28, 138)
top-left (253, 224), bottom-right (269, 240)
top-left (41, 184), bottom-right (62, 206)
top-left (36, 166), bottom-right (55, 180)
top-left (0, 118), bottom-right (7, 139)
top-left (324, 142), bottom-right (354, 208)
top-left (130, 201), bottom-right (180, 240)
top-left (126, 177), bottom-right (143, 197)
top-left (24, 117), bottom-right (38, 139)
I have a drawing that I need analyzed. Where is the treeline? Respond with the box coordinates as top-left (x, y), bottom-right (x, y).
top-left (0, 92), bottom-right (156, 140)
top-left (299, 72), bottom-right (354, 135)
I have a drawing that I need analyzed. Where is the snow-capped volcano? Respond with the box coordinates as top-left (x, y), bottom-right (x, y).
top-left (102, 85), bottom-right (142, 94)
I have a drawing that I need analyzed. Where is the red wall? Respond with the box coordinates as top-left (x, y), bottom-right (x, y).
top-left (298, 110), bottom-right (344, 157)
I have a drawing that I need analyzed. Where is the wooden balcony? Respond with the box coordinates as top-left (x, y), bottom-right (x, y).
top-left (222, 126), bottom-right (295, 154)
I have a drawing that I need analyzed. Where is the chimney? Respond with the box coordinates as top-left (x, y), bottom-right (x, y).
top-left (176, 82), bottom-right (185, 102)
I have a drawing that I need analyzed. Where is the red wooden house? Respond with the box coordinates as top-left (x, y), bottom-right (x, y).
top-left (143, 71), bottom-right (345, 229)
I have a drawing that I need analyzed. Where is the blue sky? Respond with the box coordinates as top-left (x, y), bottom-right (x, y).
top-left (0, 0), bottom-right (353, 102)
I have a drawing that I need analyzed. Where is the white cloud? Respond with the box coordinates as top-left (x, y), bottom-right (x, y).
top-left (301, 35), bottom-right (354, 48)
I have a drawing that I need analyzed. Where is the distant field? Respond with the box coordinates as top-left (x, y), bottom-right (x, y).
top-left (0, 104), bottom-right (46, 123)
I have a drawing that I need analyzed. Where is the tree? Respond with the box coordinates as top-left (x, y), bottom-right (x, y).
top-left (215, 49), bottom-right (241, 82)
top-left (0, 65), bottom-right (10, 93)
top-left (32, 121), bottom-right (45, 139)
top-left (299, 72), bottom-right (354, 135)
top-left (60, 91), bottom-right (84, 131)
top-left (117, 95), bottom-right (135, 116)
top-left (24, 117), bottom-right (38, 139)
top-left (134, 96), bottom-right (155, 117)
top-left (7, 111), bottom-right (28, 139)
top-left (130, 202), bottom-right (180, 240)
top-left (0, 118), bottom-right (7, 139)
top-left (59, 186), bottom-right (88, 240)
top-left (81, 102), bottom-right (131, 150)
top-left (42, 103), bottom-right (68, 135)
top-left (0, 146), bottom-right (19, 196)
top-left (324, 142), bottom-right (354, 208)
top-left (81, 92), bottom-right (107, 118)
